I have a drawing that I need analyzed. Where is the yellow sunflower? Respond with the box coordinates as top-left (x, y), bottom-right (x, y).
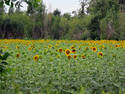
top-left (58, 48), bottom-right (63, 53)
top-left (16, 45), bottom-right (20, 49)
top-left (97, 52), bottom-right (103, 57)
top-left (16, 53), bottom-right (20, 58)
top-left (67, 55), bottom-right (72, 60)
top-left (33, 55), bottom-right (39, 61)
top-left (48, 45), bottom-right (52, 48)
top-left (73, 55), bottom-right (77, 59)
top-left (71, 46), bottom-right (75, 49)
top-left (28, 47), bottom-right (32, 51)
top-left (91, 47), bottom-right (97, 52)
top-left (115, 44), bottom-right (120, 48)
top-left (85, 47), bottom-right (89, 51)
top-left (65, 49), bottom-right (71, 56)
top-left (72, 49), bottom-right (76, 53)
top-left (81, 55), bottom-right (86, 59)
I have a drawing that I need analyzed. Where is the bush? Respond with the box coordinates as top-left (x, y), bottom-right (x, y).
top-left (0, 13), bottom-right (34, 39)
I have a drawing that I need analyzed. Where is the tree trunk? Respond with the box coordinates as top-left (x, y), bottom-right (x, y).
top-left (0, 8), bottom-right (4, 15)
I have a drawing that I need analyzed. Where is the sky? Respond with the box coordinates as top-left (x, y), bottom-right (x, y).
top-left (43, 0), bottom-right (81, 14)
top-left (5, 0), bottom-right (81, 14)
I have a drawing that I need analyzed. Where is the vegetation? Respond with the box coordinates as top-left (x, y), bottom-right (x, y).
top-left (0, 49), bottom-right (10, 73)
top-left (0, 40), bottom-right (125, 94)
top-left (0, 0), bottom-right (125, 40)
top-left (1, 0), bottom-right (125, 94)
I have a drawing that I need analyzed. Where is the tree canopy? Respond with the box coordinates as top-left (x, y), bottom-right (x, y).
top-left (0, 0), bottom-right (125, 40)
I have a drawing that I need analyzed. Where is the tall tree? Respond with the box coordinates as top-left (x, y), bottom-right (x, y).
top-left (87, 0), bottom-right (120, 39)
top-left (79, 0), bottom-right (88, 15)
top-left (53, 9), bottom-right (61, 16)
top-left (0, 1), bottom-right (4, 15)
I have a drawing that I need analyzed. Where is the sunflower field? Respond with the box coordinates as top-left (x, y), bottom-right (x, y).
top-left (0, 39), bottom-right (125, 94)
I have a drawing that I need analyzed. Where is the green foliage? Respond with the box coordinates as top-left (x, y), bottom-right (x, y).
top-left (88, 0), bottom-right (120, 40)
top-left (0, 49), bottom-right (9, 73)
top-left (0, 1), bottom-right (4, 8)
top-left (0, 0), bottom-right (125, 40)
top-left (53, 9), bottom-right (61, 16)
top-left (115, 13), bottom-right (125, 40)
top-left (0, 40), bottom-right (125, 93)
top-left (0, 13), bottom-right (34, 39)
top-left (26, 0), bottom-right (44, 15)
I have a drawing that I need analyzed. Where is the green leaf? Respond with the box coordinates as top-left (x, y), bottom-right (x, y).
top-left (5, 0), bottom-right (10, 5)
top-left (0, 49), bottom-right (2, 54)
top-left (0, 1), bottom-right (4, 8)
top-left (119, 88), bottom-right (122, 94)
top-left (2, 52), bottom-right (10, 60)
top-left (0, 55), bottom-right (2, 60)
top-left (101, 91), bottom-right (105, 94)
top-left (1, 61), bottom-right (8, 65)
top-left (36, 0), bottom-right (41, 2)
top-left (0, 64), bottom-right (5, 72)
top-left (11, 2), bottom-right (14, 8)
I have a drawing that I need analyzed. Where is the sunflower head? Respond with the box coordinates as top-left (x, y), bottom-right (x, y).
top-left (67, 55), bottom-right (72, 60)
top-left (81, 55), bottom-right (86, 59)
top-left (3, 46), bottom-right (8, 49)
top-left (16, 53), bottom-right (20, 58)
top-left (58, 48), bottom-right (63, 53)
top-left (73, 55), bottom-right (77, 59)
top-left (92, 47), bottom-right (97, 52)
top-left (33, 55), bottom-right (39, 61)
top-left (72, 49), bottom-right (76, 53)
top-left (97, 52), bottom-right (103, 57)
top-left (85, 47), bottom-right (89, 51)
top-left (115, 44), bottom-right (120, 48)
top-left (71, 46), bottom-right (75, 49)
top-left (48, 45), bottom-right (52, 48)
top-left (28, 47), bottom-right (32, 51)
top-left (16, 45), bottom-right (19, 49)
top-left (31, 45), bottom-right (35, 48)
top-left (65, 49), bottom-right (71, 56)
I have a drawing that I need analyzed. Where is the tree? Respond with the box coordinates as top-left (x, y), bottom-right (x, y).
top-left (119, 0), bottom-right (125, 12)
top-left (79, 0), bottom-right (90, 15)
top-left (63, 13), bottom-right (71, 20)
top-left (87, 0), bottom-right (120, 39)
top-left (25, 0), bottom-right (44, 15)
top-left (53, 9), bottom-right (61, 16)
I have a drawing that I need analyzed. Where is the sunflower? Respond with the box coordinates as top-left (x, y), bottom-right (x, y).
top-left (67, 55), bottom-right (72, 60)
top-left (65, 49), bottom-right (71, 56)
top-left (73, 55), bottom-right (77, 59)
top-left (72, 49), bottom-right (76, 53)
top-left (115, 44), bottom-right (120, 48)
top-left (85, 47), bottom-right (89, 51)
top-left (31, 45), bottom-right (35, 48)
top-left (58, 48), bottom-right (63, 53)
top-left (71, 46), bottom-right (75, 49)
top-left (48, 45), bottom-right (52, 48)
top-left (91, 47), bottom-right (97, 52)
top-left (16, 53), bottom-right (20, 58)
top-left (33, 55), bottom-right (39, 61)
top-left (81, 55), bottom-right (86, 59)
top-left (3, 46), bottom-right (8, 49)
top-left (97, 52), bottom-right (103, 57)
top-left (28, 47), bottom-right (32, 51)
top-left (16, 45), bottom-right (19, 49)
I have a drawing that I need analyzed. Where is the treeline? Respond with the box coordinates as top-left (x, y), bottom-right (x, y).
top-left (0, 0), bottom-right (125, 40)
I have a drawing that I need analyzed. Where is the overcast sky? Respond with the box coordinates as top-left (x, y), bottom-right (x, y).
top-left (43, 0), bottom-right (81, 14)
top-left (5, 0), bottom-right (81, 14)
